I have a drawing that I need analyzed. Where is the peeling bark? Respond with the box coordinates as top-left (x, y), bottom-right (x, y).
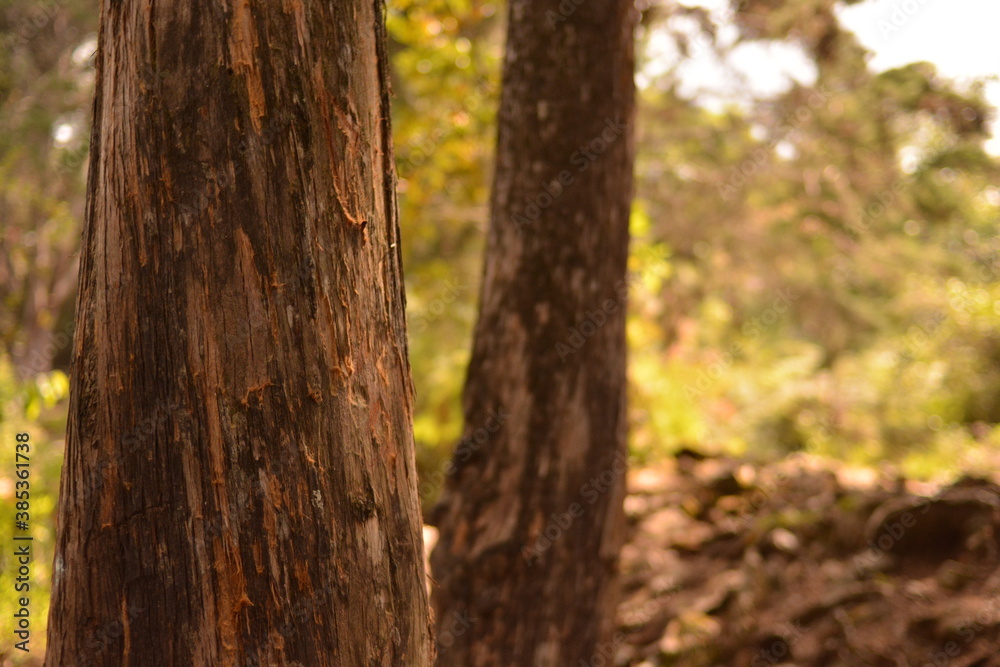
top-left (430, 1), bottom-right (636, 665)
top-left (45, 1), bottom-right (432, 665)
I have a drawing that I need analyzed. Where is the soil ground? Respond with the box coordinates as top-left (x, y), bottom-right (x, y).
top-left (613, 452), bottom-right (1000, 666)
top-left (423, 451), bottom-right (1000, 666)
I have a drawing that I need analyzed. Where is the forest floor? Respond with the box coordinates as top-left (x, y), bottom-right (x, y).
top-left (611, 451), bottom-right (1000, 666)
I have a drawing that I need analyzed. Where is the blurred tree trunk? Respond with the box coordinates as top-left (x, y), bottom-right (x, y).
top-left (430, 1), bottom-right (636, 664)
top-left (45, 2), bottom-right (432, 665)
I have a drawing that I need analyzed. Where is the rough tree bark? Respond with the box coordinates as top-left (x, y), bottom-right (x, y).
top-left (430, 1), bottom-right (636, 664)
top-left (45, 1), bottom-right (432, 665)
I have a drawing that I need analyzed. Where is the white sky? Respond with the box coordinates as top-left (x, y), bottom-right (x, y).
top-left (643, 0), bottom-right (1000, 153)
top-left (837, 0), bottom-right (1000, 153)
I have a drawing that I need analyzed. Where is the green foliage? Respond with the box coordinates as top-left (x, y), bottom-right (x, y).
top-left (0, 0), bottom-right (97, 376)
top-left (624, 0), bottom-right (1000, 478)
top-left (0, 355), bottom-right (69, 663)
top-left (387, 0), bottom-right (502, 504)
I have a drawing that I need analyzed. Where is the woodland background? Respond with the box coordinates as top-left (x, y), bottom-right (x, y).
top-left (2, 0), bottom-right (1000, 660)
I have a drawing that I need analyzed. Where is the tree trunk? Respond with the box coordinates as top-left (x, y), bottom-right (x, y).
top-left (429, 1), bottom-right (636, 665)
top-left (45, 2), bottom-right (432, 665)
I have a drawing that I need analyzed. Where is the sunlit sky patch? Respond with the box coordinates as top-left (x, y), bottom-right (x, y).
top-left (641, 0), bottom-right (1000, 153)
top-left (53, 123), bottom-right (74, 145)
top-left (639, 0), bottom-right (817, 105)
top-left (837, 0), bottom-right (1000, 154)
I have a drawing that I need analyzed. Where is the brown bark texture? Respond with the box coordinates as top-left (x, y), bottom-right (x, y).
top-left (45, 1), bottom-right (433, 665)
top-left (430, 1), bottom-right (636, 665)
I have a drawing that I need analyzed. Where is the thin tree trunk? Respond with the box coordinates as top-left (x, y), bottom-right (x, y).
top-left (46, 2), bottom-right (432, 665)
top-left (430, 1), bottom-right (636, 664)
